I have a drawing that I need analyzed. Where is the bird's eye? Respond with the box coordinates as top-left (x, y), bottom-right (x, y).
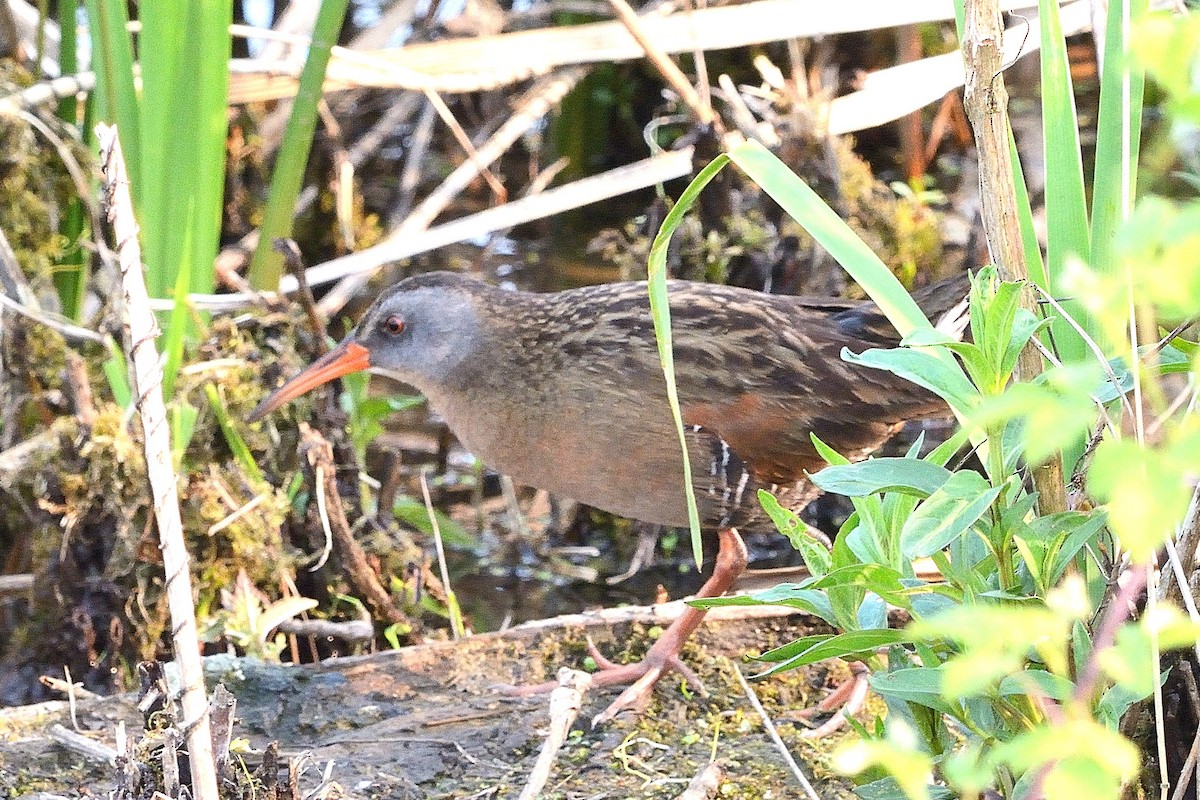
top-left (382, 315), bottom-right (405, 335)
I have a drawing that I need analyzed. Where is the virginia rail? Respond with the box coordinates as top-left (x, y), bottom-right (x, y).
top-left (249, 271), bottom-right (967, 723)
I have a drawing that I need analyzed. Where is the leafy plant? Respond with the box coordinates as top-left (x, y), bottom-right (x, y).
top-left (201, 570), bottom-right (318, 662)
top-left (647, 2), bottom-right (1199, 798)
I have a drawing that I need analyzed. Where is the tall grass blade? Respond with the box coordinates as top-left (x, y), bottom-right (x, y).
top-left (162, 212), bottom-right (194, 398)
top-left (205, 384), bottom-right (265, 484)
top-left (728, 140), bottom-right (931, 337)
top-left (646, 155), bottom-right (731, 565)
top-left (1009, 136), bottom-right (1048, 288)
top-left (83, 0), bottom-right (140, 207)
top-left (139, 1), bottom-right (230, 301)
top-left (248, 0), bottom-right (352, 290)
top-left (1039, 0), bottom-right (1091, 363)
top-left (51, 0), bottom-right (87, 320)
top-left (1090, 0), bottom-right (1146, 275)
top-left (57, 1), bottom-right (79, 124)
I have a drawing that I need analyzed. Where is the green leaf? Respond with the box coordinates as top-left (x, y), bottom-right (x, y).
top-left (978, 279), bottom-right (1023, 385)
top-left (997, 670), bottom-right (1074, 701)
top-left (1090, 0), bottom-right (1146, 281)
top-left (990, 721), bottom-right (1138, 782)
top-left (758, 490), bottom-right (831, 577)
top-left (940, 649), bottom-right (1025, 699)
top-left (1096, 680), bottom-right (1148, 729)
top-left (965, 369), bottom-right (1097, 467)
top-left (900, 471), bottom-right (1002, 559)
top-left (753, 628), bottom-right (912, 675)
top-left (810, 458), bottom-right (953, 498)
top-left (1043, 757), bottom-right (1125, 800)
top-left (835, 733), bottom-right (935, 800)
top-left (1038, 510), bottom-right (1109, 585)
top-left (1101, 607), bottom-right (1200, 701)
top-left (1089, 435), bottom-right (1196, 562)
top-left (811, 433), bottom-right (852, 466)
top-left (1000, 309), bottom-right (1053, 385)
top-left (139, 0), bottom-right (230, 301)
top-left (694, 583), bottom-right (837, 627)
top-left (854, 777), bottom-right (956, 800)
top-left (868, 667), bottom-right (955, 713)
top-left (807, 564), bottom-right (910, 609)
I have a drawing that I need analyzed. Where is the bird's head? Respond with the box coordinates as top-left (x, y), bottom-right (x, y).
top-left (248, 273), bottom-right (485, 422)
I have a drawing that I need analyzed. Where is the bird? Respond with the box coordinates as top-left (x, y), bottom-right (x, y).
top-left (249, 270), bottom-right (968, 724)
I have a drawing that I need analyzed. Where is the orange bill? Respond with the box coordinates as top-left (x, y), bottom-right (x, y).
top-left (248, 340), bottom-right (372, 422)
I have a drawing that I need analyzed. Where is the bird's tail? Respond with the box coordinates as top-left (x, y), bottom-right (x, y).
top-left (833, 272), bottom-right (972, 348)
top-left (911, 272), bottom-right (971, 341)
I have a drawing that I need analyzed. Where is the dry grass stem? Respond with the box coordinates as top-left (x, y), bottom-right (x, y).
top-left (606, 0), bottom-right (717, 129)
top-left (421, 471), bottom-right (463, 640)
top-left (227, 0), bottom-right (1050, 98)
top-left (731, 667), bottom-right (820, 800)
top-left (317, 66), bottom-right (589, 316)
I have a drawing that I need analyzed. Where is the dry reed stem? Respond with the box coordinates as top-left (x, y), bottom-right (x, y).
top-left (606, 0), bottom-right (717, 129)
top-left (316, 65), bottom-right (590, 317)
top-left (96, 124), bottom-right (219, 800)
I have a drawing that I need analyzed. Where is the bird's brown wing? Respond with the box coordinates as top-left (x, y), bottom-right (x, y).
top-left (674, 288), bottom-right (955, 486)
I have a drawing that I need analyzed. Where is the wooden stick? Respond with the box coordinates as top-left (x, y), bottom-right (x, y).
top-left (960, 0), bottom-right (1067, 516)
top-left (48, 723), bottom-right (117, 766)
top-left (96, 124), bottom-right (219, 800)
top-left (517, 669), bottom-right (592, 800)
top-left (299, 424), bottom-right (412, 628)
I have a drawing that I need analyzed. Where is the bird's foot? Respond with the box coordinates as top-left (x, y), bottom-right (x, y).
top-left (583, 634), bottom-right (707, 727)
top-left (499, 632), bottom-right (706, 726)
top-left (788, 661), bottom-right (870, 738)
top-left (502, 528), bottom-right (747, 726)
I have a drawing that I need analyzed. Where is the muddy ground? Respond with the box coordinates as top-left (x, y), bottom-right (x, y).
top-left (0, 603), bottom-right (861, 799)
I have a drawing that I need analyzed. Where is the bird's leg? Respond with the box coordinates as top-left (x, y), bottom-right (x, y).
top-left (589, 527), bottom-right (748, 725)
top-left (792, 661), bottom-right (870, 738)
top-left (507, 528), bottom-right (748, 725)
